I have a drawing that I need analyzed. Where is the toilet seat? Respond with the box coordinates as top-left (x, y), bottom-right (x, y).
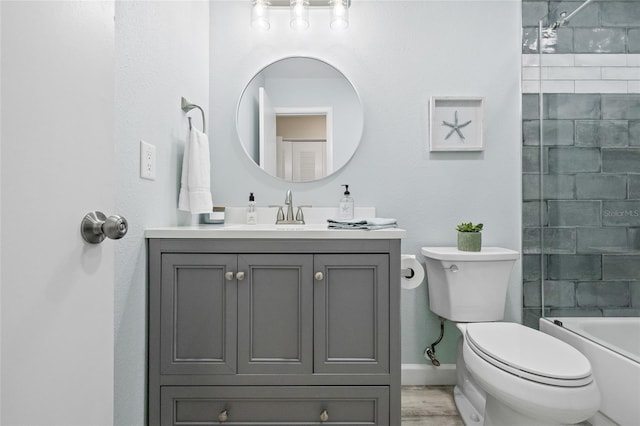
top-left (465, 322), bottom-right (593, 387)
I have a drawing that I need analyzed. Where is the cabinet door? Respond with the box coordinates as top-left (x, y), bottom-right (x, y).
top-left (161, 253), bottom-right (237, 374)
top-left (314, 254), bottom-right (389, 374)
top-left (237, 254), bottom-right (313, 374)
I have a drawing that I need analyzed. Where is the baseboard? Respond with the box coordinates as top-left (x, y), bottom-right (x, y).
top-left (401, 363), bottom-right (457, 386)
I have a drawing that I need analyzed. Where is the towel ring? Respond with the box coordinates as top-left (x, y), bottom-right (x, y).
top-left (181, 96), bottom-right (206, 133)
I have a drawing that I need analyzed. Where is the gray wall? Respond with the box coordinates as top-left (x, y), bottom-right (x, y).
top-left (210, 0), bottom-right (522, 367)
top-left (521, 0), bottom-right (640, 327)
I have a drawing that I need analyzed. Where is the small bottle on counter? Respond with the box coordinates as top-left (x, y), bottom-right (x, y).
top-left (246, 192), bottom-right (258, 224)
top-left (338, 184), bottom-right (354, 220)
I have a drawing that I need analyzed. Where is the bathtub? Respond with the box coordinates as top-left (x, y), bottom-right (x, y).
top-left (540, 317), bottom-right (640, 426)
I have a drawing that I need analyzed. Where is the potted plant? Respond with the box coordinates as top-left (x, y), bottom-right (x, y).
top-left (456, 222), bottom-right (483, 252)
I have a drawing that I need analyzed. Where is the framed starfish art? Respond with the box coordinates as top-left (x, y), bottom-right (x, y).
top-left (429, 97), bottom-right (484, 152)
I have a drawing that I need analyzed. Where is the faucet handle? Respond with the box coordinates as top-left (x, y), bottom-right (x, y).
top-left (268, 205), bottom-right (285, 223)
top-left (296, 205), bottom-right (312, 223)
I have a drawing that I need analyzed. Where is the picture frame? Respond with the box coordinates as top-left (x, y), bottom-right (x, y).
top-left (429, 97), bottom-right (484, 152)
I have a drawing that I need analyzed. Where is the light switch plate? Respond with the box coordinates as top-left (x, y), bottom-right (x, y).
top-left (140, 140), bottom-right (156, 180)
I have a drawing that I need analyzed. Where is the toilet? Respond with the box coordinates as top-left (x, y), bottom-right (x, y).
top-left (421, 246), bottom-right (600, 426)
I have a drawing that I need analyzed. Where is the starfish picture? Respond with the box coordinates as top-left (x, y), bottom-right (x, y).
top-left (442, 110), bottom-right (472, 140)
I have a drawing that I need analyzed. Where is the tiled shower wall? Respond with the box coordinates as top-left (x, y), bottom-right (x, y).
top-left (521, 0), bottom-right (640, 328)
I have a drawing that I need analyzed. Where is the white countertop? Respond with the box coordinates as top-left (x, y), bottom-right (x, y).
top-left (145, 224), bottom-right (406, 239)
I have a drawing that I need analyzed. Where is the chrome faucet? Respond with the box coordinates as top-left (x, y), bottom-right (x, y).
top-left (270, 190), bottom-right (310, 225)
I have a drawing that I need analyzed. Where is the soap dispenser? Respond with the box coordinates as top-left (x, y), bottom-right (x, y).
top-left (338, 184), bottom-right (354, 220)
top-left (246, 192), bottom-right (257, 224)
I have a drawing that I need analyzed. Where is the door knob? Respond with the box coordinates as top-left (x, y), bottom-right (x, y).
top-left (235, 271), bottom-right (246, 281)
top-left (225, 272), bottom-right (235, 281)
top-left (315, 272), bottom-right (324, 281)
top-left (320, 409), bottom-right (329, 421)
top-left (81, 211), bottom-right (128, 244)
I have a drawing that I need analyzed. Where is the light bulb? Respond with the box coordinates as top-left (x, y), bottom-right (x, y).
top-left (330, 0), bottom-right (348, 30)
top-left (252, 0), bottom-right (270, 30)
top-left (290, 0), bottom-right (309, 30)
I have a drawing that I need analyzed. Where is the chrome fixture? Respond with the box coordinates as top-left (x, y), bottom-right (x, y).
top-left (270, 190), bottom-right (310, 224)
top-left (250, 0), bottom-right (350, 31)
top-left (549, 0), bottom-right (594, 30)
top-left (181, 96), bottom-right (206, 133)
top-left (81, 211), bottom-right (128, 244)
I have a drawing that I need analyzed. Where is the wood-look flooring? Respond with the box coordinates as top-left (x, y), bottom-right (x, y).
top-left (401, 386), bottom-right (464, 426)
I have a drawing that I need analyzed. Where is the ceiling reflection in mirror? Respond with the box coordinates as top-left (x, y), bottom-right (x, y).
top-left (236, 57), bottom-right (363, 182)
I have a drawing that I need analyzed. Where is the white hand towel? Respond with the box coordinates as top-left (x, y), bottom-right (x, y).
top-left (178, 127), bottom-right (213, 214)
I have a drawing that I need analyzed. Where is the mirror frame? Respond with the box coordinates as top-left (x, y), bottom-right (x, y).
top-left (235, 56), bottom-right (364, 182)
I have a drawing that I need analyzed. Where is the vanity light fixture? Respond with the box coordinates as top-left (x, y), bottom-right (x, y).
top-left (251, 0), bottom-right (271, 31)
top-left (250, 0), bottom-right (350, 31)
top-left (329, 0), bottom-right (349, 30)
top-left (290, 0), bottom-right (310, 30)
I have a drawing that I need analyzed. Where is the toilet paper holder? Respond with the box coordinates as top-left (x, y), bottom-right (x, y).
top-left (401, 267), bottom-right (415, 278)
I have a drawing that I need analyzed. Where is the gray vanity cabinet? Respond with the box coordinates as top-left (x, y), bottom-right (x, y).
top-left (148, 238), bottom-right (401, 426)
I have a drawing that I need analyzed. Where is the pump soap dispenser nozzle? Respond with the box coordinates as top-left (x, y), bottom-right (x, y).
top-left (338, 184), bottom-right (354, 220)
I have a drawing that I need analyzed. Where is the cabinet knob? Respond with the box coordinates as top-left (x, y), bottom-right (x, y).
top-left (314, 271), bottom-right (324, 281)
top-left (225, 272), bottom-right (234, 281)
top-left (236, 271), bottom-right (246, 281)
top-left (218, 409), bottom-right (228, 422)
top-left (320, 409), bottom-right (329, 422)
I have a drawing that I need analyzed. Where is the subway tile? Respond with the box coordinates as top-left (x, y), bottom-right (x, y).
top-left (544, 174), bottom-right (576, 199)
top-left (523, 228), bottom-right (542, 254)
top-left (523, 66), bottom-right (540, 81)
top-left (535, 120), bottom-right (575, 146)
top-left (523, 308), bottom-right (544, 330)
top-left (629, 81), bottom-right (640, 94)
top-left (603, 307), bottom-right (640, 316)
top-left (602, 148), bottom-right (640, 173)
top-left (541, 54), bottom-right (575, 67)
top-left (544, 280), bottom-right (577, 308)
top-left (523, 254), bottom-right (546, 281)
top-left (603, 255), bottom-right (640, 280)
top-left (603, 200), bottom-right (640, 226)
top-left (523, 1), bottom-right (550, 27)
top-left (629, 175), bottom-right (640, 199)
top-left (628, 228), bottom-right (640, 249)
top-left (523, 27), bottom-right (541, 54)
top-left (630, 29), bottom-right (640, 54)
top-left (574, 28), bottom-right (627, 54)
top-left (601, 2), bottom-right (640, 27)
top-left (523, 120), bottom-right (540, 146)
top-left (544, 66), bottom-right (601, 80)
top-left (549, 1), bottom-right (599, 27)
top-left (602, 67), bottom-right (640, 80)
top-left (522, 81), bottom-right (540, 94)
top-left (542, 80), bottom-right (576, 93)
top-left (544, 94), bottom-right (600, 119)
top-left (523, 201), bottom-right (547, 227)
top-left (575, 54), bottom-right (627, 67)
top-left (576, 174), bottom-right (627, 200)
top-left (524, 280), bottom-right (541, 307)
top-left (575, 80), bottom-right (629, 94)
top-left (522, 94), bottom-right (540, 120)
top-left (522, 54), bottom-right (541, 67)
top-left (576, 120), bottom-right (629, 147)
top-left (548, 307), bottom-right (603, 317)
top-left (602, 94), bottom-right (640, 119)
top-left (548, 254), bottom-right (602, 280)
top-left (548, 147), bottom-right (601, 173)
top-left (523, 146), bottom-right (546, 173)
top-left (628, 55), bottom-right (640, 67)
top-left (548, 200), bottom-right (601, 226)
top-left (631, 121), bottom-right (640, 146)
top-left (544, 227), bottom-right (577, 254)
top-left (577, 227), bottom-right (628, 254)
top-left (631, 282), bottom-right (640, 308)
top-left (577, 281), bottom-right (630, 307)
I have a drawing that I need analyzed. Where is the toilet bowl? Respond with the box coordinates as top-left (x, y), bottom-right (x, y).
top-left (461, 322), bottom-right (600, 426)
top-left (421, 247), bottom-right (600, 426)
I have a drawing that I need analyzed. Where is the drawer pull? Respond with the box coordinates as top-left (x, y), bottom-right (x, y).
top-left (314, 271), bottom-right (324, 281)
top-left (224, 272), bottom-right (234, 281)
top-left (320, 409), bottom-right (329, 422)
top-left (218, 409), bottom-right (229, 422)
top-left (236, 271), bottom-right (246, 281)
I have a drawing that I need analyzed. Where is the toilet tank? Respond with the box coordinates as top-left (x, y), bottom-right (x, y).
top-left (420, 247), bottom-right (519, 322)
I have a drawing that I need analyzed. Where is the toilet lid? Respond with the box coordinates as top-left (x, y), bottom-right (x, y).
top-left (465, 322), bottom-right (593, 387)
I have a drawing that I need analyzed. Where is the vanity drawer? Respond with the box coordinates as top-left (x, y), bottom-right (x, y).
top-left (160, 386), bottom-right (389, 426)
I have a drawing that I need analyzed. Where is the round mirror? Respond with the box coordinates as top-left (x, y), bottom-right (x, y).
top-left (236, 57), bottom-right (363, 182)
